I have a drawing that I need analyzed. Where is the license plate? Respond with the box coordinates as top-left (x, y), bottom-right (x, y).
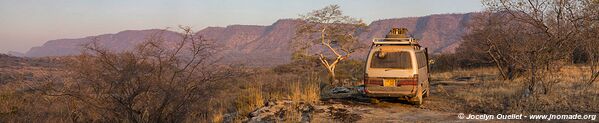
top-left (383, 79), bottom-right (395, 87)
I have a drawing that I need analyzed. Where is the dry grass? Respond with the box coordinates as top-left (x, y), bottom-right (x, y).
top-left (0, 59), bottom-right (71, 122)
top-left (227, 70), bottom-right (323, 122)
top-left (0, 86), bottom-right (18, 118)
top-left (560, 65), bottom-right (599, 83)
top-left (235, 84), bottom-right (265, 120)
top-left (283, 80), bottom-right (320, 122)
top-left (430, 67), bottom-right (498, 81)
top-left (450, 66), bottom-right (599, 115)
top-left (288, 80), bottom-right (321, 104)
top-left (211, 108), bottom-right (224, 123)
top-left (0, 55), bottom-right (328, 122)
top-left (290, 81), bottom-right (302, 103)
top-left (302, 81), bottom-right (320, 103)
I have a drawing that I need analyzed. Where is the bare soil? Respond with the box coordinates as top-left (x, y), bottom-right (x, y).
top-left (311, 81), bottom-right (471, 123)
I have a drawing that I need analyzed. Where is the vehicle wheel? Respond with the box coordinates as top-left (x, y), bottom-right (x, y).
top-left (423, 81), bottom-right (430, 98)
top-left (410, 85), bottom-right (423, 105)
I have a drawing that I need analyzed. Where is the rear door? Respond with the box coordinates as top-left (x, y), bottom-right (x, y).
top-left (366, 47), bottom-right (414, 78)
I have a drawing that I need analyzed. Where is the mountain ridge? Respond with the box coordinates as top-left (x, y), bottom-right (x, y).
top-left (25, 13), bottom-right (476, 66)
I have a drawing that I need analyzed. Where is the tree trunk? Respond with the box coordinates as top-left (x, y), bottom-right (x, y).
top-left (507, 64), bottom-right (515, 80)
top-left (319, 56), bottom-right (338, 85)
top-left (589, 50), bottom-right (598, 85)
top-left (488, 51), bottom-right (508, 80)
top-left (329, 71), bottom-right (336, 85)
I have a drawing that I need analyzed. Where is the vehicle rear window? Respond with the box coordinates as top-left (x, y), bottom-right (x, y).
top-left (370, 51), bottom-right (412, 69)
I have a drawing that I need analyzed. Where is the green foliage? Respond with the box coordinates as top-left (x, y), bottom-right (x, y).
top-left (292, 4), bottom-right (368, 85)
top-left (275, 52), bottom-right (320, 74)
top-left (274, 58), bottom-right (365, 84)
top-left (335, 60), bottom-right (365, 82)
top-left (293, 4), bottom-right (367, 56)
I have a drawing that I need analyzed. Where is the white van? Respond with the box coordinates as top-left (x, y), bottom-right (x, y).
top-left (363, 28), bottom-right (430, 105)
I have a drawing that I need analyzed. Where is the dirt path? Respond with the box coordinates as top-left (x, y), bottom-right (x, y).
top-left (311, 81), bottom-right (469, 122)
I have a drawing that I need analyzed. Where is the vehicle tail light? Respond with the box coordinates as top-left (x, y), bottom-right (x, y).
top-left (364, 78), bottom-right (383, 85)
top-left (397, 75), bottom-right (418, 86)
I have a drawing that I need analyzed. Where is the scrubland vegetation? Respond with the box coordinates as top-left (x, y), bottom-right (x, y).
top-left (431, 66), bottom-right (599, 115)
top-left (430, 0), bottom-right (599, 117)
top-left (2, 0), bottom-right (599, 122)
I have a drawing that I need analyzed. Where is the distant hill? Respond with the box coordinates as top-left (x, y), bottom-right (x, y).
top-left (25, 13), bottom-right (475, 66)
top-left (25, 29), bottom-right (182, 57)
top-left (360, 13), bottom-right (474, 53)
top-left (7, 51), bottom-right (25, 57)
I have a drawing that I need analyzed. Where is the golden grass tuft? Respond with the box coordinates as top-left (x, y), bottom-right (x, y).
top-left (283, 80), bottom-right (320, 122)
top-left (211, 108), bottom-right (224, 123)
top-left (235, 85), bottom-right (265, 120)
top-left (288, 80), bottom-right (321, 104)
top-left (289, 81), bottom-right (302, 103)
top-left (302, 81), bottom-right (321, 103)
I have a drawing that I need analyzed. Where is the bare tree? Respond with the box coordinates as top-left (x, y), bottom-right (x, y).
top-left (463, 12), bottom-right (514, 80)
top-left (579, 0), bottom-right (599, 85)
top-left (462, 0), bottom-right (599, 94)
top-left (43, 26), bottom-right (242, 122)
top-left (293, 4), bottom-right (367, 85)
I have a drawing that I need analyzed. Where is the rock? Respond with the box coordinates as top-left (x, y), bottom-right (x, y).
top-left (331, 87), bottom-right (351, 94)
top-left (222, 113), bottom-right (236, 123)
top-left (325, 104), bottom-right (362, 122)
top-left (246, 100), bottom-right (314, 123)
top-left (355, 86), bottom-right (365, 94)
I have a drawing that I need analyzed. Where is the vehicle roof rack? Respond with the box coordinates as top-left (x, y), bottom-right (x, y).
top-left (372, 28), bottom-right (421, 47)
top-left (372, 38), bottom-right (420, 46)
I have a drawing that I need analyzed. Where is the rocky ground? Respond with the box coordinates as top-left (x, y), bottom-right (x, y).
top-left (246, 80), bottom-right (474, 123)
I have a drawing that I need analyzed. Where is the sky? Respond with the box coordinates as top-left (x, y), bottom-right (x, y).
top-left (0, 0), bottom-right (484, 53)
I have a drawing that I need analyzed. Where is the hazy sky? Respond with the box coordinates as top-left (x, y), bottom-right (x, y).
top-left (0, 0), bottom-right (483, 53)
